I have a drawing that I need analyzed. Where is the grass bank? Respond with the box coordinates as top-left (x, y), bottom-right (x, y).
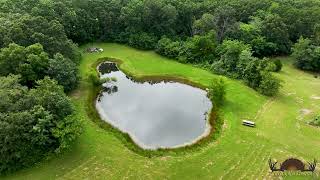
top-left (3, 43), bottom-right (320, 179)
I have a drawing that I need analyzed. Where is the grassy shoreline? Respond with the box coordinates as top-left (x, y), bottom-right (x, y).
top-left (87, 57), bottom-right (223, 156)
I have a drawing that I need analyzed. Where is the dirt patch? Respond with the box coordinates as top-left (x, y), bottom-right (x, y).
top-left (160, 156), bottom-right (171, 161)
top-left (286, 92), bottom-right (296, 96)
top-left (311, 95), bottom-right (320, 100)
top-left (223, 122), bottom-right (228, 129)
top-left (70, 89), bottom-right (82, 99)
top-left (300, 109), bottom-right (312, 115)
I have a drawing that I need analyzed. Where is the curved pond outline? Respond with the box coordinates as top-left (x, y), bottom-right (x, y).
top-left (93, 59), bottom-right (218, 150)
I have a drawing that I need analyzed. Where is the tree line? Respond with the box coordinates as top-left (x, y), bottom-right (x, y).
top-left (1, 0), bottom-right (319, 54)
top-left (0, 1), bottom-right (83, 174)
top-left (1, 0), bottom-right (318, 93)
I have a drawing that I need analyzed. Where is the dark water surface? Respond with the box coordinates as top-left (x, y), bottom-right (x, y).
top-left (96, 62), bottom-right (212, 149)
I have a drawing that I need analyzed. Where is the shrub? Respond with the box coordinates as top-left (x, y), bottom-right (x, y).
top-left (258, 71), bottom-right (282, 96)
top-left (215, 40), bottom-right (251, 75)
top-left (89, 73), bottom-right (102, 86)
top-left (52, 114), bottom-right (83, 153)
top-left (156, 37), bottom-right (181, 59)
top-left (48, 53), bottom-right (79, 92)
top-left (310, 115), bottom-right (320, 126)
top-left (265, 61), bottom-right (277, 72)
top-left (156, 32), bottom-right (218, 63)
top-left (273, 59), bottom-right (283, 72)
top-left (89, 73), bottom-right (116, 87)
top-left (211, 60), bottom-right (229, 76)
top-left (292, 37), bottom-right (320, 72)
top-left (208, 78), bottom-right (226, 108)
top-left (128, 32), bottom-right (158, 50)
top-left (241, 59), bottom-right (263, 89)
top-left (264, 58), bottom-right (282, 73)
top-left (180, 31), bottom-right (217, 63)
top-left (211, 40), bottom-right (282, 96)
top-left (250, 37), bottom-right (277, 58)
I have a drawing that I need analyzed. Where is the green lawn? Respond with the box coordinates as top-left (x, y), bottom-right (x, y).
top-left (3, 43), bottom-right (320, 179)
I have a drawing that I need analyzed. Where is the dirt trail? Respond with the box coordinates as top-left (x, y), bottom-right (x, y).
top-left (254, 98), bottom-right (275, 121)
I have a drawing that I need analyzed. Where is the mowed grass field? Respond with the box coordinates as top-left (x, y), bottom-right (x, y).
top-left (3, 43), bottom-right (320, 179)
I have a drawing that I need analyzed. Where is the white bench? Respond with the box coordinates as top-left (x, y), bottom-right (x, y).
top-left (242, 120), bottom-right (255, 127)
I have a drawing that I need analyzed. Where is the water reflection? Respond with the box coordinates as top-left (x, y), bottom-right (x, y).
top-left (102, 85), bottom-right (118, 95)
top-left (96, 62), bottom-right (212, 149)
top-left (98, 62), bottom-right (118, 74)
top-left (97, 85), bottom-right (118, 102)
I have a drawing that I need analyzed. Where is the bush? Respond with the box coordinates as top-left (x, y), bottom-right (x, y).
top-left (52, 114), bottom-right (83, 153)
top-left (265, 61), bottom-right (277, 72)
top-left (180, 31), bottom-right (217, 63)
top-left (89, 73), bottom-right (116, 87)
top-left (311, 115), bottom-right (320, 126)
top-left (48, 53), bottom-right (79, 92)
top-left (156, 32), bottom-right (217, 63)
top-left (292, 37), bottom-right (320, 72)
top-left (273, 59), bottom-right (283, 72)
top-left (264, 58), bottom-right (282, 73)
top-left (208, 78), bottom-right (226, 108)
top-left (258, 71), bottom-right (282, 96)
top-left (250, 37), bottom-right (277, 58)
top-left (211, 60), bottom-right (229, 76)
top-left (241, 59), bottom-right (263, 89)
top-left (89, 73), bottom-right (102, 86)
top-left (215, 40), bottom-right (251, 75)
top-left (128, 32), bottom-right (158, 50)
top-left (156, 37), bottom-right (181, 59)
top-left (211, 40), bottom-right (282, 96)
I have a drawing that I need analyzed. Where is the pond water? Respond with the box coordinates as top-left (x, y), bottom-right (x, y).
top-left (96, 62), bottom-right (212, 149)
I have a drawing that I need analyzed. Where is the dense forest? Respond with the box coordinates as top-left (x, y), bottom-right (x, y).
top-left (0, 0), bottom-right (320, 174)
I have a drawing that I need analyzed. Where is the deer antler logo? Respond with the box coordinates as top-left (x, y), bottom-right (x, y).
top-left (269, 158), bottom-right (317, 172)
top-left (268, 159), bottom-right (280, 172)
top-left (304, 159), bottom-right (317, 172)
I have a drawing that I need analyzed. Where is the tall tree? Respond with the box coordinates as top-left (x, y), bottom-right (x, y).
top-left (193, 13), bottom-right (215, 35)
top-left (48, 53), bottom-right (79, 92)
top-left (0, 43), bottom-right (49, 87)
top-left (260, 13), bottom-right (291, 54)
top-left (214, 5), bottom-right (237, 43)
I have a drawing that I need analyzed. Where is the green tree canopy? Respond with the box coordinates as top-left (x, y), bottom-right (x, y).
top-left (292, 37), bottom-right (320, 72)
top-left (0, 75), bottom-right (82, 174)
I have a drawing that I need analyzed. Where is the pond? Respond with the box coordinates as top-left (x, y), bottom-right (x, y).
top-left (96, 62), bottom-right (213, 149)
